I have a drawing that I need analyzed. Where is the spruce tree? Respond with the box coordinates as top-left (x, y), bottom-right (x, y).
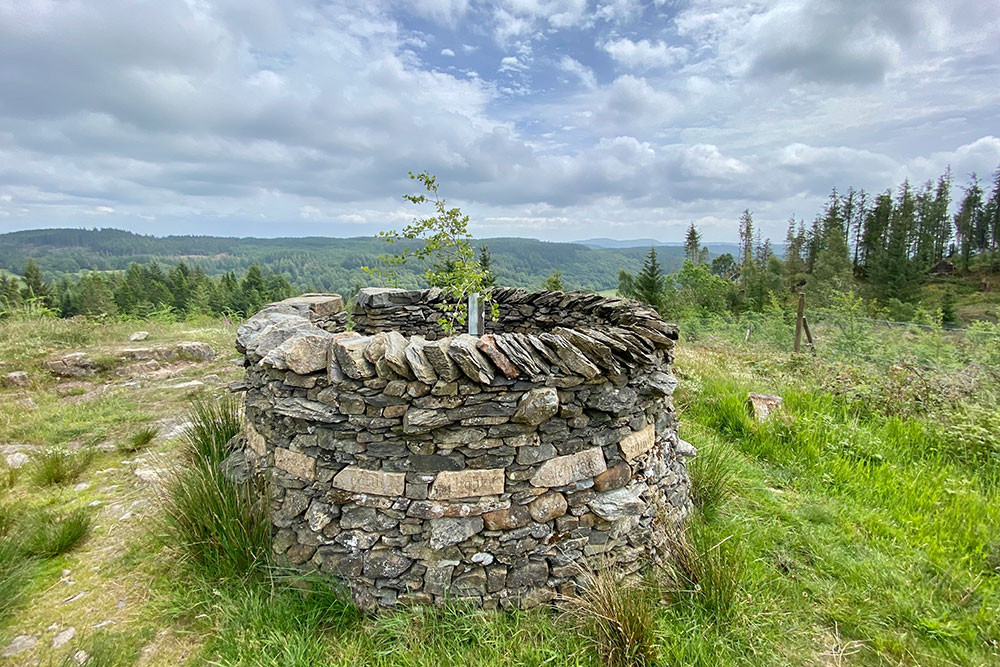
top-left (684, 223), bottom-right (702, 264)
top-left (21, 258), bottom-right (49, 304)
top-left (542, 270), bottom-right (564, 291)
top-left (618, 247), bottom-right (665, 311)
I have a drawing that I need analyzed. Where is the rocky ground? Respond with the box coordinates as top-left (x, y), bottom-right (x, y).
top-left (0, 318), bottom-right (242, 665)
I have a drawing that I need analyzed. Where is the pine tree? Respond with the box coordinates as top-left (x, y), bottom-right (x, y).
top-left (954, 175), bottom-right (984, 271)
top-left (737, 210), bottom-right (754, 268)
top-left (542, 270), bottom-right (564, 291)
top-left (478, 245), bottom-right (497, 287)
top-left (684, 223), bottom-right (702, 264)
top-left (21, 258), bottom-right (49, 304)
top-left (618, 247), bottom-right (665, 311)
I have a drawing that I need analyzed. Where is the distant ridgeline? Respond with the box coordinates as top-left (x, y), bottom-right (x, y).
top-left (0, 228), bottom-right (694, 296)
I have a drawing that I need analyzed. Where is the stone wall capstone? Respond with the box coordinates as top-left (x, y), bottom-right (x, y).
top-left (235, 288), bottom-right (693, 610)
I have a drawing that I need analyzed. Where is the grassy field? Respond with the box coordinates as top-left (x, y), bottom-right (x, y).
top-left (1, 312), bottom-right (998, 665)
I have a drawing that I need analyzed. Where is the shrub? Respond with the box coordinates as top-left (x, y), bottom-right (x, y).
top-left (562, 569), bottom-right (659, 667)
top-left (117, 426), bottom-right (158, 454)
top-left (20, 507), bottom-right (93, 558)
top-left (30, 448), bottom-right (95, 486)
top-left (183, 395), bottom-right (242, 465)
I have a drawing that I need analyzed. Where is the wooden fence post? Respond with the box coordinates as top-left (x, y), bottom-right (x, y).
top-left (794, 292), bottom-right (805, 353)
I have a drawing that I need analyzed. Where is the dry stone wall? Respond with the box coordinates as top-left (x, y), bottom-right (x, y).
top-left (235, 288), bottom-right (693, 610)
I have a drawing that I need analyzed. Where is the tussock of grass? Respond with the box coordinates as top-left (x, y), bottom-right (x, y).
top-left (659, 522), bottom-right (745, 620)
top-left (0, 537), bottom-right (35, 622)
top-left (160, 459), bottom-right (270, 580)
top-left (118, 426), bottom-right (158, 454)
top-left (29, 447), bottom-right (95, 486)
top-left (182, 394), bottom-right (242, 464)
top-left (20, 506), bottom-right (93, 558)
top-left (688, 437), bottom-right (739, 515)
top-left (160, 396), bottom-right (268, 581)
top-left (562, 569), bottom-right (658, 666)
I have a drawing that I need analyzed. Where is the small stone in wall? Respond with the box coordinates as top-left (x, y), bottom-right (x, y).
top-left (593, 462), bottom-right (631, 492)
top-left (129, 331), bottom-right (149, 342)
top-left (511, 387), bottom-right (559, 426)
top-left (402, 408), bottom-right (452, 434)
top-left (482, 504), bottom-right (531, 530)
top-left (429, 517), bottom-right (484, 549)
top-left (587, 487), bottom-right (645, 521)
top-left (528, 492), bottom-right (568, 522)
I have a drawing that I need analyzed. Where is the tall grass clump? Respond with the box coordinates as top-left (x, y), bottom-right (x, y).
top-left (660, 522), bottom-right (746, 620)
top-left (160, 395), bottom-right (269, 581)
top-left (29, 447), bottom-right (95, 486)
top-left (688, 438), bottom-right (739, 515)
top-left (182, 394), bottom-right (242, 464)
top-left (117, 426), bottom-right (158, 454)
top-left (20, 507), bottom-right (93, 558)
top-left (562, 569), bottom-right (659, 666)
top-left (0, 536), bottom-right (34, 622)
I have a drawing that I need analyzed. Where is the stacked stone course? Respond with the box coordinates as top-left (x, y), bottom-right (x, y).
top-left (236, 287), bottom-right (693, 610)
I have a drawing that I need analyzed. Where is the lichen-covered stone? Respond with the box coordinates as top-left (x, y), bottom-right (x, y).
top-left (274, 448), bottom-right (316, 481)
top-left (429, 517), bottom-right (484, 549)
top-left (332, 466), bottom-right (406, 496)
top-left (587, 487), bottom-right (645, 520)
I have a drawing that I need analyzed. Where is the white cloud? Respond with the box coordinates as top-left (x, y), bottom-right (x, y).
top-left (440, 48), bottom-right (455, 57)
top-left (602, 37), bottom-right (687, 70)
top-left (557, 56), bottom-right (596, 89)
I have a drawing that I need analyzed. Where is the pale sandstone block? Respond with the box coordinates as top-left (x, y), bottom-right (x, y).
top-left (429, 468), bottom-right (505, 499)
top-left (333, 466), bottom-right (406, 496)
top-left (530, 447), bottom-right (607, 487)
top-left (274, 447), bottom-right (317, 481)
top-left (619, 423), bottom-right (656, 462)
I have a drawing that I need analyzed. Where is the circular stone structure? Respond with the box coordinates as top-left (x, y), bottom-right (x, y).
top-left (235, 287), bottom-right (694, 610)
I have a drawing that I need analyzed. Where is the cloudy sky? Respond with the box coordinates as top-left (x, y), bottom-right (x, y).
top-left (1, 0), bottom-right (999, 242)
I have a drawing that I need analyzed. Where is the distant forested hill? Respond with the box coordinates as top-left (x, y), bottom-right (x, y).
top-left (0, 228), bottom-right (693, 294)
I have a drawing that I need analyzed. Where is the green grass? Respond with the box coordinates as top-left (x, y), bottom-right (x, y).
top-left (117, 425), bottom-right (159, 454)
top-left (667, 344), bottom-right (1000, 666)
top-left (182, 394), bottom-right (243, 464)
top-left (0, 533), bottom-right (36, 622)
top-left (562, 570), bottom-right (659, 666)
top-left (19, 506), bottom-right (93, 558)
top-left (158, 397), bottom-right (269, 581)
top-left (28, 447), bottom-right (95, 486)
